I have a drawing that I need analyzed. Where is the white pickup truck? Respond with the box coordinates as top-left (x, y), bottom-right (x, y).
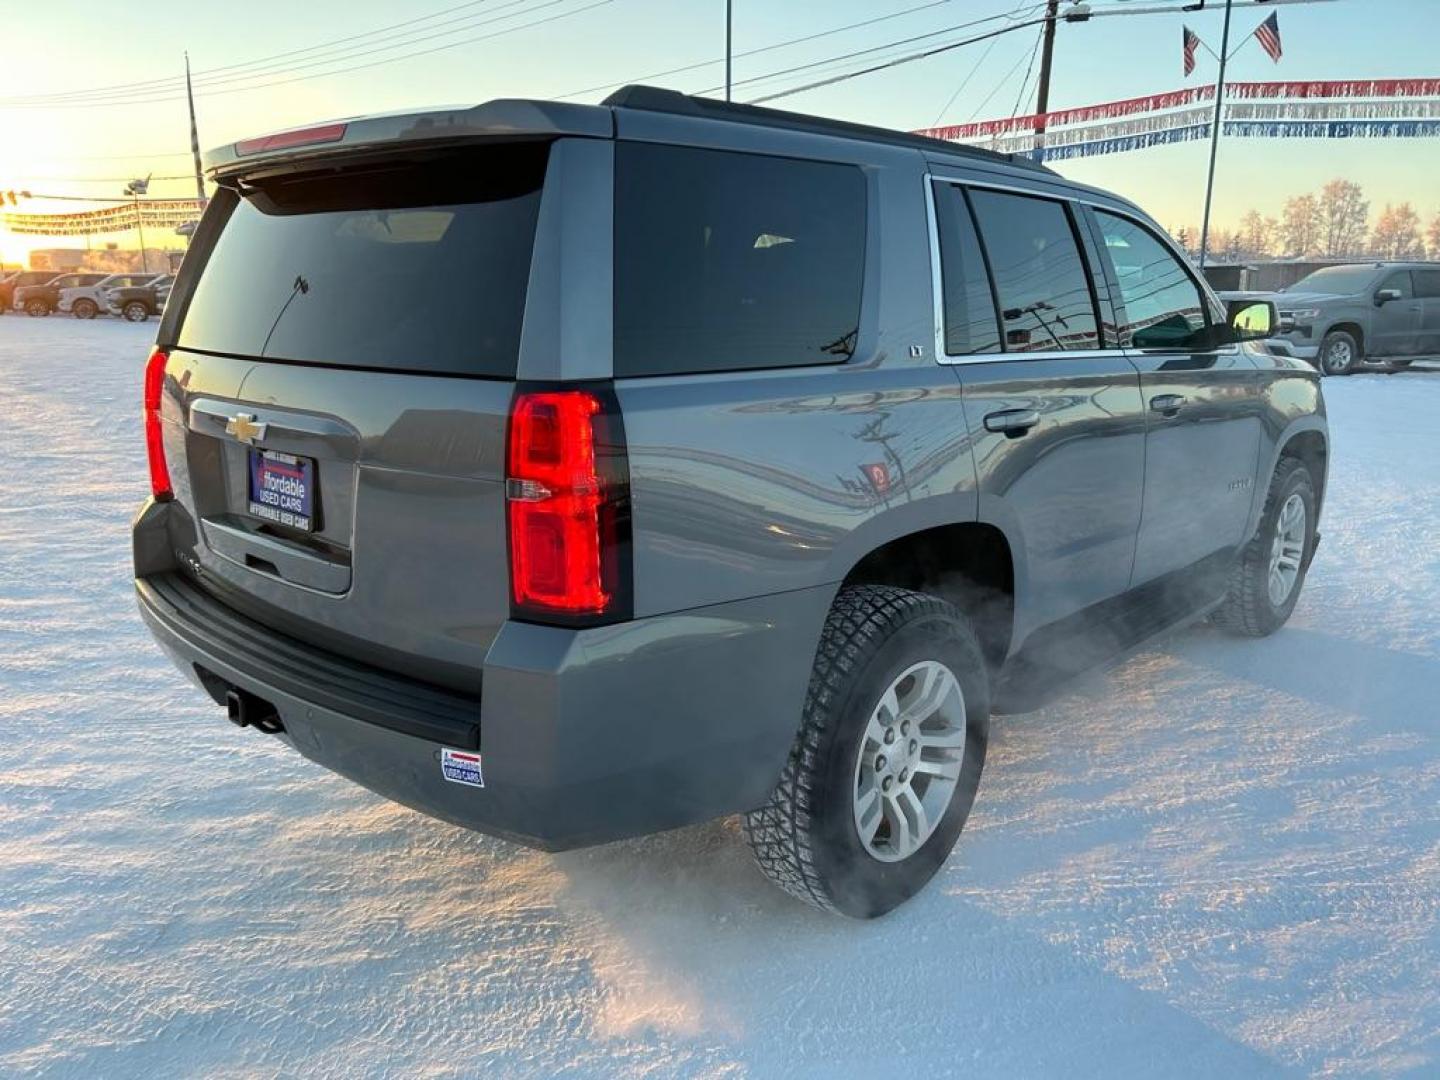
top-left (58, 273), bottom-right (162, 319)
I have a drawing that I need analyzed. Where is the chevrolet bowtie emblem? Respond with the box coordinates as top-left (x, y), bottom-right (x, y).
top-left (225, 412), bottom-right (267, 444)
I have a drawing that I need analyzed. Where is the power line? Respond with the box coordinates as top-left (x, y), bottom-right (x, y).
top-left (0, 0), bottom-right (521, 105)
top-left (0, 0), bottom-right (610, 109)
top-left (695, 8), bottom-right (1047, 97)
top-left (746, 15), bottom-right (1052, 105)
top-left (929, 2), bottom-right (1042, 127)
top-left (965, 31), bottom-right (1042, 122)
top-left (554, 0), bottom-right (1006, 100)
top-left (741, 0), bottom-right (1313, 106)
top-left (1006, 23), bottom-right (1047, 121)
top-left (3, 175), bottom-right (192, 184)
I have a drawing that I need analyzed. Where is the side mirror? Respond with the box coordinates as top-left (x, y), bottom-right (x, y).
top-left (1375, 288), bottom-right (1402, 305)
top-left (1225, 299), bottom-right (1276, 342)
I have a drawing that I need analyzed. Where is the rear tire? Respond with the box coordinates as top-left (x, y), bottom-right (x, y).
top-left (1318, 330), bottom-right (1358, 376)
top-left (122, 301), bottom-right (150, 322)
top-left (1212, 457), bottom-right (1315, 638)
top-left (72, 298), bottom-right (98, 320)
top-left (743, 585), bottom-right (990, 918)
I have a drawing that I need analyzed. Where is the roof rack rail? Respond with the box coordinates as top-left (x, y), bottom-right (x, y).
top-left (601, 85), bottom-right (1057, 175)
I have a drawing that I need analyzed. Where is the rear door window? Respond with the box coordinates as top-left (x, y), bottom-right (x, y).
top-left (933, 184), bottom-right (1001, 356)
top-left (967, 188), bottom-right (1100, 353)
top-left (1414, 268), bottom-right (1440, 298)
top-left (175, 144), bottom-right (549, 377)
top-left (614, 143), bottom-right (866, 377)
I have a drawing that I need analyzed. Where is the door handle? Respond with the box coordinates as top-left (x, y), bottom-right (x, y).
top-left (984, 408), bottom-right (1040, 436)
top-left (1149, 394), bottom-right (1186, 416)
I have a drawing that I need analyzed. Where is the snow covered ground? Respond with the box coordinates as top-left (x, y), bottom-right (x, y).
top-left (0, 314), bottom-right (1436, 1078)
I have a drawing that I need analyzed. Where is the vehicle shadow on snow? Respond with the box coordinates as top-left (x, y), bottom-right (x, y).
top-left (547, 819), bottom-right (1292, 1076)
top-left (1174, 624), bottom-right (1439, 735)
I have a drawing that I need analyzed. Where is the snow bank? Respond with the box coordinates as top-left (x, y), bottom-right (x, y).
top-left (1, 316), bottom-right (1435, 1076)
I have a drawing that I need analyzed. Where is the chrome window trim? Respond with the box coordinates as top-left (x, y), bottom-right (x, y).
top-left (925, 173), bottom-right (1237, 365)
top-left (926, 175), bottom-right (1113, 366)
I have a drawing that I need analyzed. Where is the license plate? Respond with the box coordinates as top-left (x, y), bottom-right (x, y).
top-left (247, 449), bottom-right (316, 532)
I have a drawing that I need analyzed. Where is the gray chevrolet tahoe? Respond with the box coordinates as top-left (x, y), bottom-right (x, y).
top-left (1229, 261), bottom-right (1440, 375)
top-left (134, 87), bottom-right (1327, 917)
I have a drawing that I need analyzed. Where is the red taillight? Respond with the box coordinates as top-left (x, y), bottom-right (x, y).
top-left (144, 347), bottom-right (172, 501)
top-left (506, 389), bottom-right (629, 621)
top-left (234, 122), bottom-right (348, 157)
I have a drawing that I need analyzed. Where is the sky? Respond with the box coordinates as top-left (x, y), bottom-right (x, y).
top-left (1, 0), bottom-right (1436, 266)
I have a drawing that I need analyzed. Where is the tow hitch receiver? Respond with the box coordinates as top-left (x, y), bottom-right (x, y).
top-left (226, 687), bottom-right (285, 734)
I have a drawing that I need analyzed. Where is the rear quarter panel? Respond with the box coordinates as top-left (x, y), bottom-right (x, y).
top-left (1247, 349), bottom-right (1328, 529)
top-left (608, 120), bottom-right (978, 618)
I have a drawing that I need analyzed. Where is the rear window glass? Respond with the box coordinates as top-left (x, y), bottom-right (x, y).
top-left (614, 143), bottom-right (866, 377)
top-left (176, 144), bottom-right (549, 376)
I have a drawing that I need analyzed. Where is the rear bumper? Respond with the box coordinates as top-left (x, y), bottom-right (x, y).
top-left (135, 520), bottom-right (829, 851)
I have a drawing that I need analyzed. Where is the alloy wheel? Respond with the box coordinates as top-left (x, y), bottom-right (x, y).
top-left (1323, 338), bottom-right (1353, 375)
top-left (1267, 492), bottom-right (1307, 607)
top-left (851, 660), bottom-right (967, 863)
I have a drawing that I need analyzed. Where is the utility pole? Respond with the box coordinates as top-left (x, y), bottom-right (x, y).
top-left (125, 176), bottom-right (151, 273)
top-left (1032, 0), bottom-right (1061, 158)
top-left (1198, 0), bottom-right (1234, 268)
top-left (725, 0), bottom-right (733, 102)
top-left (133, 195), bottom-right (147, 274)
top-left (185, 52), bottom-right (205, 202)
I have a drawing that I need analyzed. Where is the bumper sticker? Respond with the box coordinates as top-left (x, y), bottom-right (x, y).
top-left (441, 748), bottom-right (484, 788)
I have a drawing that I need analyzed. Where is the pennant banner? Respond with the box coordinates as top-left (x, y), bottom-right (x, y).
top-left (919, 85), bottom-right (1216, 142)
top-left (917, 79), bottom-right (1440, 145)
top-left (1228, 78), bottom-right (1440, 99)
top-left (1039, 124), bottom-right (1212, 162)
top-left (1014, 119), bottom-right (1440, 161)
top-left (1223, 118), bottom-right (1440, 139)
top-left (1, 199), bottom-right (205, 237)
top-left (1227, 99), bottom-right (1440, 121)
top-left (980, 107), bottom-right (1213, 155)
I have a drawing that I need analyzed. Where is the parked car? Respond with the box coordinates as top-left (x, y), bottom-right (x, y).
top-left (134, 88), bottom-right (1327, 917)
top-left (1222, 261), bottom-right (1440, 375)
top-left (59, 273), bottom-right (160, 319)
top-left (13, 271), bottom-right (107, 316)
top-left (106, 275), bottom-right (173, 321)
top-left (0, 269), bottom-right (61, 313)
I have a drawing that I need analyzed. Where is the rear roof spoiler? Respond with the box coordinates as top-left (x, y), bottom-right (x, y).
top-left (205, 99), bottom-right (613, 179)
top-left (209, 85), bottom-right (1056, 181)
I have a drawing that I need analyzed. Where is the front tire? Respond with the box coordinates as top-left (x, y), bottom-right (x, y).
top-left (24, 299), bottom-right (49, 317)
top-left (121, 301), bottom-right (150, 322)
top-left (1318, 330), bottom-right (1359, 376)
top-left (1212, 457), bottom-right (1316, 637)
top-left (744, 585), bottom-right (990, 918)
top-left (72, 298), bottom-right (98, 319)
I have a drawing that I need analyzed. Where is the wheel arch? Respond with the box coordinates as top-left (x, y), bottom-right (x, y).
top-left (1324, 320), bottom-right (1365, 355)
top-left (1252, 417), bottom-right (1329, 540)
top-left (837, 520), bottom-right (1017, 672)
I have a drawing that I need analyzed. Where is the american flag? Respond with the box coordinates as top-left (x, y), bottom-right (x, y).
top-left (1255, 11), bottom-right (1283, 63)
top-left (1182, 25), bottom-right (1201, 76)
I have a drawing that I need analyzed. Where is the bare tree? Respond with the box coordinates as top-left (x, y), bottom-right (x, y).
top-left (1318, 179), bottom-right (1369, 258)
top-left (1371, 203), bottom-right (1426, 259)
top-left (1280, 194), bottom-right (1322, 256)
top-left (1238, 209), bottom-right (1273, 259)
top-left (1170, 225), bottom-right (1197, 257)
top-left (1427, 212), bottom-right (1440, 258)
